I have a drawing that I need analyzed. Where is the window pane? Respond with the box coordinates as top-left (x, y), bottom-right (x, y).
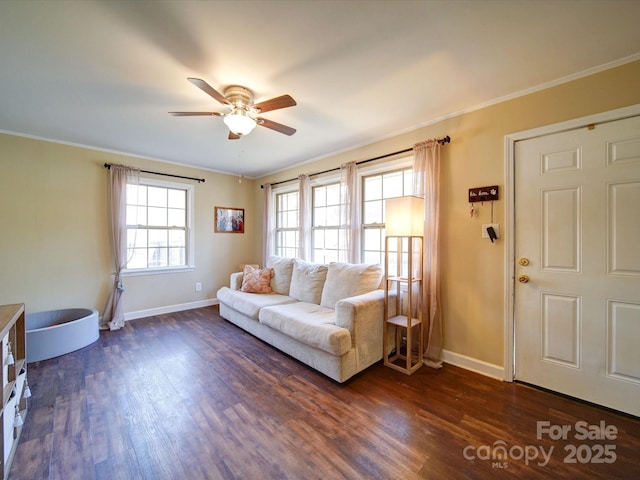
top-left (383, 171), bottom-right (403, 198)
top-left (404, 170), bottom-right (414, 195)
top-left (149, 247), bottom-right (167, 268)
top-left (148, 186), bottom-right (167, 207)
top-left (149, 229), bottom-right (168, 247)
top-left (127, 184), bottom-right (146, 205)
top-left (168, 208), bottom-right (186, 227)
top-left (168, 189), bottom-right (186, 209)
top-left (325, 206), bottom-right (339, 226)
top-left (363, 250), bottom-right (382, 265)
top-left (326, 184), bottom-right (340, 205)
top-left (364, 176), bottom-right (382, 200)
top-left (126, 205), bottom-right (138, 225)
top-left (285, 230), bottom-right (297, 246)
top-left (364, 228), bottom-right (381, 251)
top-left (148, 207), bottom-right (167, 226)
top-left (127, 228), bottom-right (147, 249)
top-left (325, 229), bottom-right (338, 249)
top-left (287, 211), bottom-right (298, 228)
top-left (168, 230), bottom-right (185, 247)
top-left (314, 229), bottom-right (325, 249)
top-left (287, 192), bottom-right (298, 210)
top-left (314, 187), bottom-right (326, 207)
top-left (127, 248), bottom-right (148, 269)
top-left (168, 247), bottom-right (185, 266)
top-left (314, 207), bottom-right (326, 227)
top-left (364, 199), bottom-right (382, 224)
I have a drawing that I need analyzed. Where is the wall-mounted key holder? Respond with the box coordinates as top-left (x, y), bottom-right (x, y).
top-left (469, 186), bottom-right (500, 243)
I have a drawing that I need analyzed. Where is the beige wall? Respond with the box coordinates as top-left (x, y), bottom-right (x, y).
top-left (255, 60), bottom-right (640, 368)
top-left (0, 134), bottom-right (256, 315)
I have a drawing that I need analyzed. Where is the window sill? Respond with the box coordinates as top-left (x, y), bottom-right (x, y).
top-left (122, 266), bottom-right (195, 277)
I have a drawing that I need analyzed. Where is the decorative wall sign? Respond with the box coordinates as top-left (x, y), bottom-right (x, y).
top-left (468, 185), bottom-right (499, 203)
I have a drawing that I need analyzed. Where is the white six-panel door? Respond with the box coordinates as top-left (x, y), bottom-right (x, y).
top-left (514, 115), bottom-right (640, 416)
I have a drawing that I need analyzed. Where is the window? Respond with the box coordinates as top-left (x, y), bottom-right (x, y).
top-left (270, 159), bottom-right (414, 267)
top-left (361, 168), bottom-right (414, 266)
top-left (125, 178), bottom-right (194, 273)
top-left (275, 190), bottom-right (299, 258)
top-left (312, 182), bottom-right (347, 263)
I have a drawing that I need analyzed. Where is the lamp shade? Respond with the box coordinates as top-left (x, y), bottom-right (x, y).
top-left (223, 110), bottom-right (257, 136)
top-left (385, 196), bottom-right (424, 237)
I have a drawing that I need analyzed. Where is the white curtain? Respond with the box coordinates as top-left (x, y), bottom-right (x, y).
top-left (340, 161), bottom-right (360, 263)
top-left (101, 164), bottom-right (139, 331)
top-left (262, 183), bottom-right (274, 266)
top-left (413, 139), bottom-right (443, 368)
top-left (298, 174), bottom-right (312, 261)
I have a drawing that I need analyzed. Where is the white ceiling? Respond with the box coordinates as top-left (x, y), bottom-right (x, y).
top-left (1, 0), bottom-right (639, 178)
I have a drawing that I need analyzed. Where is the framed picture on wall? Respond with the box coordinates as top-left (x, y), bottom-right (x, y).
top-left (214, 206), bottom-right (245, 233)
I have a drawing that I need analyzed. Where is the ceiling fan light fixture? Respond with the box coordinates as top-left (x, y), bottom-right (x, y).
top-left (223, 109), bottom-right (257, 136)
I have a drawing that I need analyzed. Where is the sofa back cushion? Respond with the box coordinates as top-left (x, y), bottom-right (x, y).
top-left (289, 259), bottom-right (328, 304)
top-left (320, 262), bottom-right (383, 309)
top-left (240, 265), bottom-right (274, 294)
top-left (267, 256), bottom-right (295, 295)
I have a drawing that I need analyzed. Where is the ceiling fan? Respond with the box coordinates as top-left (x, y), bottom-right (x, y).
top-left (170, 78), bottom-right (297, 139)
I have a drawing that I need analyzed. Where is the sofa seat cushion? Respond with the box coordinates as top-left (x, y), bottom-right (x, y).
top-left (259, 302), bottom-right (351, 357)
top-left (217, 287), bottom-right (296, 320)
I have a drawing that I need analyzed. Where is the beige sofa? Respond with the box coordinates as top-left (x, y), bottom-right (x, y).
top-left (216, 256), bottom-right (389, 382)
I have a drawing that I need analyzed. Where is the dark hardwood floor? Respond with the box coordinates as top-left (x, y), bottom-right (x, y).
top-left (10, 306), bottom-right (640, 479)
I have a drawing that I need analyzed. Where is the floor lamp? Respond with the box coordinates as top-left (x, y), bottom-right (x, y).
top-left (383, 196), bottom-right (425, 374)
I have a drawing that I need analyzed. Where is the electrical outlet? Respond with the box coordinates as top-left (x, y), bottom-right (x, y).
top-left (195, 282), bottom-right (202, 292)
top-left (482, 224), bottom-right (499, 239)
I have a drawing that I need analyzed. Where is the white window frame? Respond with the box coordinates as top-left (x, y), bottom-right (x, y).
top-left (273, 186), bottom-right (300, 259)
top-left (311, 180), bottom-right (347, 264)
top-left (123, 177), bottom-right (195, 276)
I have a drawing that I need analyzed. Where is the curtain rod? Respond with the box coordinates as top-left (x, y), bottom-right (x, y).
top-left (103, 163), bottom-right (205, 183)
top-left (260, 135), bottom-right (450, 189)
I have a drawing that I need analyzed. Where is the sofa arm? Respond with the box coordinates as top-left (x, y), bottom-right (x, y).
top-left (336, 290), bottom-right (396, 337)
top-left (335, 289), bottom-right (397, 343)
top-left (335, 289), bottom-right (397, 369)
top-left (230, 272), bottom-right (243, 290)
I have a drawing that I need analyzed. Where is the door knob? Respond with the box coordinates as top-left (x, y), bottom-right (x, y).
top-left (518, 275), bottom-right (530, 283)
top-left (519, 258), bottom-right (530, 266)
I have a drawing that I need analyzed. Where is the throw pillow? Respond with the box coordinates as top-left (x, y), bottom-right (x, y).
top-left (320, 262), bottom-right (383, 309)
top-left (267, 256), bottom-right (295, 295)
top-left (240, 265), bottom-right (274, 294)
top-left (289, 259), bottom-right (328, 304)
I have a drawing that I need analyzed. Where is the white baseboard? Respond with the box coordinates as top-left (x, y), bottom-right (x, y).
top-left (442, 349), bottom-right (505, 381)
top-left (124, 298), bottom-right (219, 321)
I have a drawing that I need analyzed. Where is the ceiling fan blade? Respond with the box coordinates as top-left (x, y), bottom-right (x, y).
top-left (253, 94), bottom-right (296, 113)
top-left (187, 78), bottom-right (230, 106)
top-left (169, 111), bottom-right (223, 116)
top-left (228, 131), bottom-right (241, 140)
top-left (257, 117), bottom-right (296, 136)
